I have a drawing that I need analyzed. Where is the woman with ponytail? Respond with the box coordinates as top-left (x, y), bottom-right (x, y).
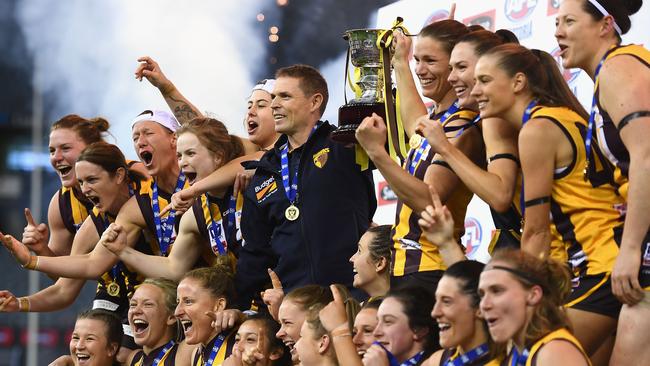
top-left (555, 1), bottom-right (650, 364)
top-left (470, 43), bottom-right (625, 363)
top-left (417, 29), bottom-right (525, 256)
top-left (15, 115), bottom-right (113, 257)
top-left (479, 249), bottom-right (589, 366)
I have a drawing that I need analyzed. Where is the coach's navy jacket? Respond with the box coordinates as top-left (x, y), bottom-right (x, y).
top-left (235, 121), bottom-right (376, 309)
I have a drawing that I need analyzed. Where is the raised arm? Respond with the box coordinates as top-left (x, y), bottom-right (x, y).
top-left (135, 56), bottom-right (203, 124)
top-left (162, 152), bottom-right (264, 215)
top-left (22, 193), bottom-right (75, 257)
top-left (103, 208), bottom-right (203, 281)
top-left (392, 31), bottom-right (428, 138)
top-left (423, 116), bottom-right (519, 212)
top-left (518, 119), bottom-right (557, 258)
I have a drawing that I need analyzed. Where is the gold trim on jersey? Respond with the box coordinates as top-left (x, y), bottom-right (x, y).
top-left (524, 328), bottom-right (589, 366)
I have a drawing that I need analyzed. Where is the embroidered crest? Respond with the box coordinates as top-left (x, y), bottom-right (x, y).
top-left (313, 148), bottom-right (330, 168)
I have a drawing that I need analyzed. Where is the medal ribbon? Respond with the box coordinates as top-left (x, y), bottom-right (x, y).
top-left (584, 48), bottom-right (614, 181)
top-left (408, 101), bottom-right (460, 175)
top-left (520, 99), bottom-right (538, 219)
top-left (151, 173), bottom-right (186, 255)
top-left (279, 124), bottom-right (320, 205)
top-left (372, 341), bottom-right (424, 366)
top-left (152, 340), bottom-right (175, 366)
top-left (509, 346), bottom-right (529, 366)
top-left (207, 194), bottom-right (237, 255)
top-left (445, 343), bottom-right (489, 366)
top-left (201, 331), bottom-right (229, 366)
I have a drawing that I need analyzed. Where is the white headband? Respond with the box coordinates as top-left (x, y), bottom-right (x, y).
top-left (587, 0), bottom-right (622, 35)
top-left (251, 78), bottom-right (276, 96)
top-left (131, 110), bottom-right (181, 132)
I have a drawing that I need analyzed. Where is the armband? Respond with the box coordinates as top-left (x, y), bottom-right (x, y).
top-left (617, 111), bottom-right (650, 132)
top-left (488, 153), bottom-right (520, 166)
top-left (524, 196), bottom-right (551, 208)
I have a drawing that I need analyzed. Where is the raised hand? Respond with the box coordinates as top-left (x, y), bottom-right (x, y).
top-left (391, 29), bottom-right (412, 67)
top-left (418, 186), bottom-right (455, 246)
top-left (355, 113), bottom-right (388, 158)
top-left (362, 344), bottom-right (390, 366)
top-left (0, 290), bottom-right (19, 312)
top-left (205, 309), bottom-right (244, 334)
top-left (160, 189), bottom-right (196, 217)
top-left (234, 171), bottom-right (253, 197)
top-left (261, 268), bottom-right (284, 321)
top-left (1, 231), bottom-right (32, 267)
top-left (319, 285), bottom-right (349, 333)
top-left (134, 56), bottom-right (175, 95)
top-left (415, 114), bottom-right (451, 154)
top-left (22, 208), bottom-right (49, 254)
top-left (99, 224), bottom-right (127, 256)
top-left (241, 328), bottom-right (266, 365)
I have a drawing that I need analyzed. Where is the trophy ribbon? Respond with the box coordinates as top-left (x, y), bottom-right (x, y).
top-left (377, 17), bottom-right (412, 162)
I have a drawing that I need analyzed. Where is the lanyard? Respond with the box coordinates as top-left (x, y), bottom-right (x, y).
top-left (584, 49), bottom-right (613, 181)
top-left (372, 341), bottom-right (424, 366)
top-left (409, 101), bottom-right (460, 175)
top-left (152, 340), bottom-right (175, 366)
top-left (279, 123), bottom-right (320, 204)
top-left (207, 194), bottom-right (237, 255)
top-left (151, 173), bottom-right (186, 255)
top-left (201, 331), bottom-right (228, 366)
top-left (446, 344), bottom-right (489, 366)
top-left (510, 346), bottom-right (529, 366)
top-left (520, 99), bottom-right (538, 219)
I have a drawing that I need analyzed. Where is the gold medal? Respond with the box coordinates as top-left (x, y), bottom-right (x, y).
top-left (285, 205), bottom-right (300, 221)
top-left (409, 133), bottom-right (423, 149)
top-left (106, 281), bottom-right (120, 297)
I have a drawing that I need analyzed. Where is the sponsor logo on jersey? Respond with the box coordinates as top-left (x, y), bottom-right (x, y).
top-left (504, 0), bottom-right (538, 22)
top-left (313, 147), bottom-right (330, 168)
top-left (255, 177), bottom-right (278, 202)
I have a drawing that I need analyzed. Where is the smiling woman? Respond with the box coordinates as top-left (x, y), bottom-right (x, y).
top-left (175, 265), bottom-right (237, 365)
top-left (69, 309), bottom-right (123, 366)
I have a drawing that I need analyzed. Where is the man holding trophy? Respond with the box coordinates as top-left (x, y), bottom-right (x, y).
top-left (235, 64), bottom-right (377, 309)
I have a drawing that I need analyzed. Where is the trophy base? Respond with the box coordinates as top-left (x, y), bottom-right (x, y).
top-left (331, 102), bottom-right (386, 144)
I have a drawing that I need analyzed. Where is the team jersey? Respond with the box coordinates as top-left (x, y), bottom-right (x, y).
top-left (90, 179), bottom-right (155, 316)
top-left (524, 328), bottom-right (589, 366)
top-left (191, 188), bottom-right (244, 269)
top-left (58, 186), bottom-right (94, 233)
top-left (134, 177), bottom-right (190, 256)
top-left (594, 44), bottom-right (650, 200)
top-left (529, 106), bottom-right (624, 274)
top-left (129, 342), bottom-right (179, 366)
top-left (192, 331), bottom-right (236, 366)
top-left (391, 107), bottom-right (478, 276)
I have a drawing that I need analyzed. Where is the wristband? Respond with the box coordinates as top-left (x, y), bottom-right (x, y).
top-left (18, 297), bottom-right (30, 312)
top-left (22, 255), bottom-right (39, 270)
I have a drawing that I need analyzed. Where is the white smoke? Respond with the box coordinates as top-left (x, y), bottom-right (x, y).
top-left (17, 0), bottom-right (264, 159)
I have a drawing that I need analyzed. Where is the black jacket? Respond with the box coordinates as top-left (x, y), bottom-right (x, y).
top-left (235, 121), bottom-right (376, 308)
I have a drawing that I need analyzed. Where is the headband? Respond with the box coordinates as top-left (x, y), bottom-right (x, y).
top-left (587, 0), bottom-right (622, 35)
top-left (131, 110), bottom-right (181, 132)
